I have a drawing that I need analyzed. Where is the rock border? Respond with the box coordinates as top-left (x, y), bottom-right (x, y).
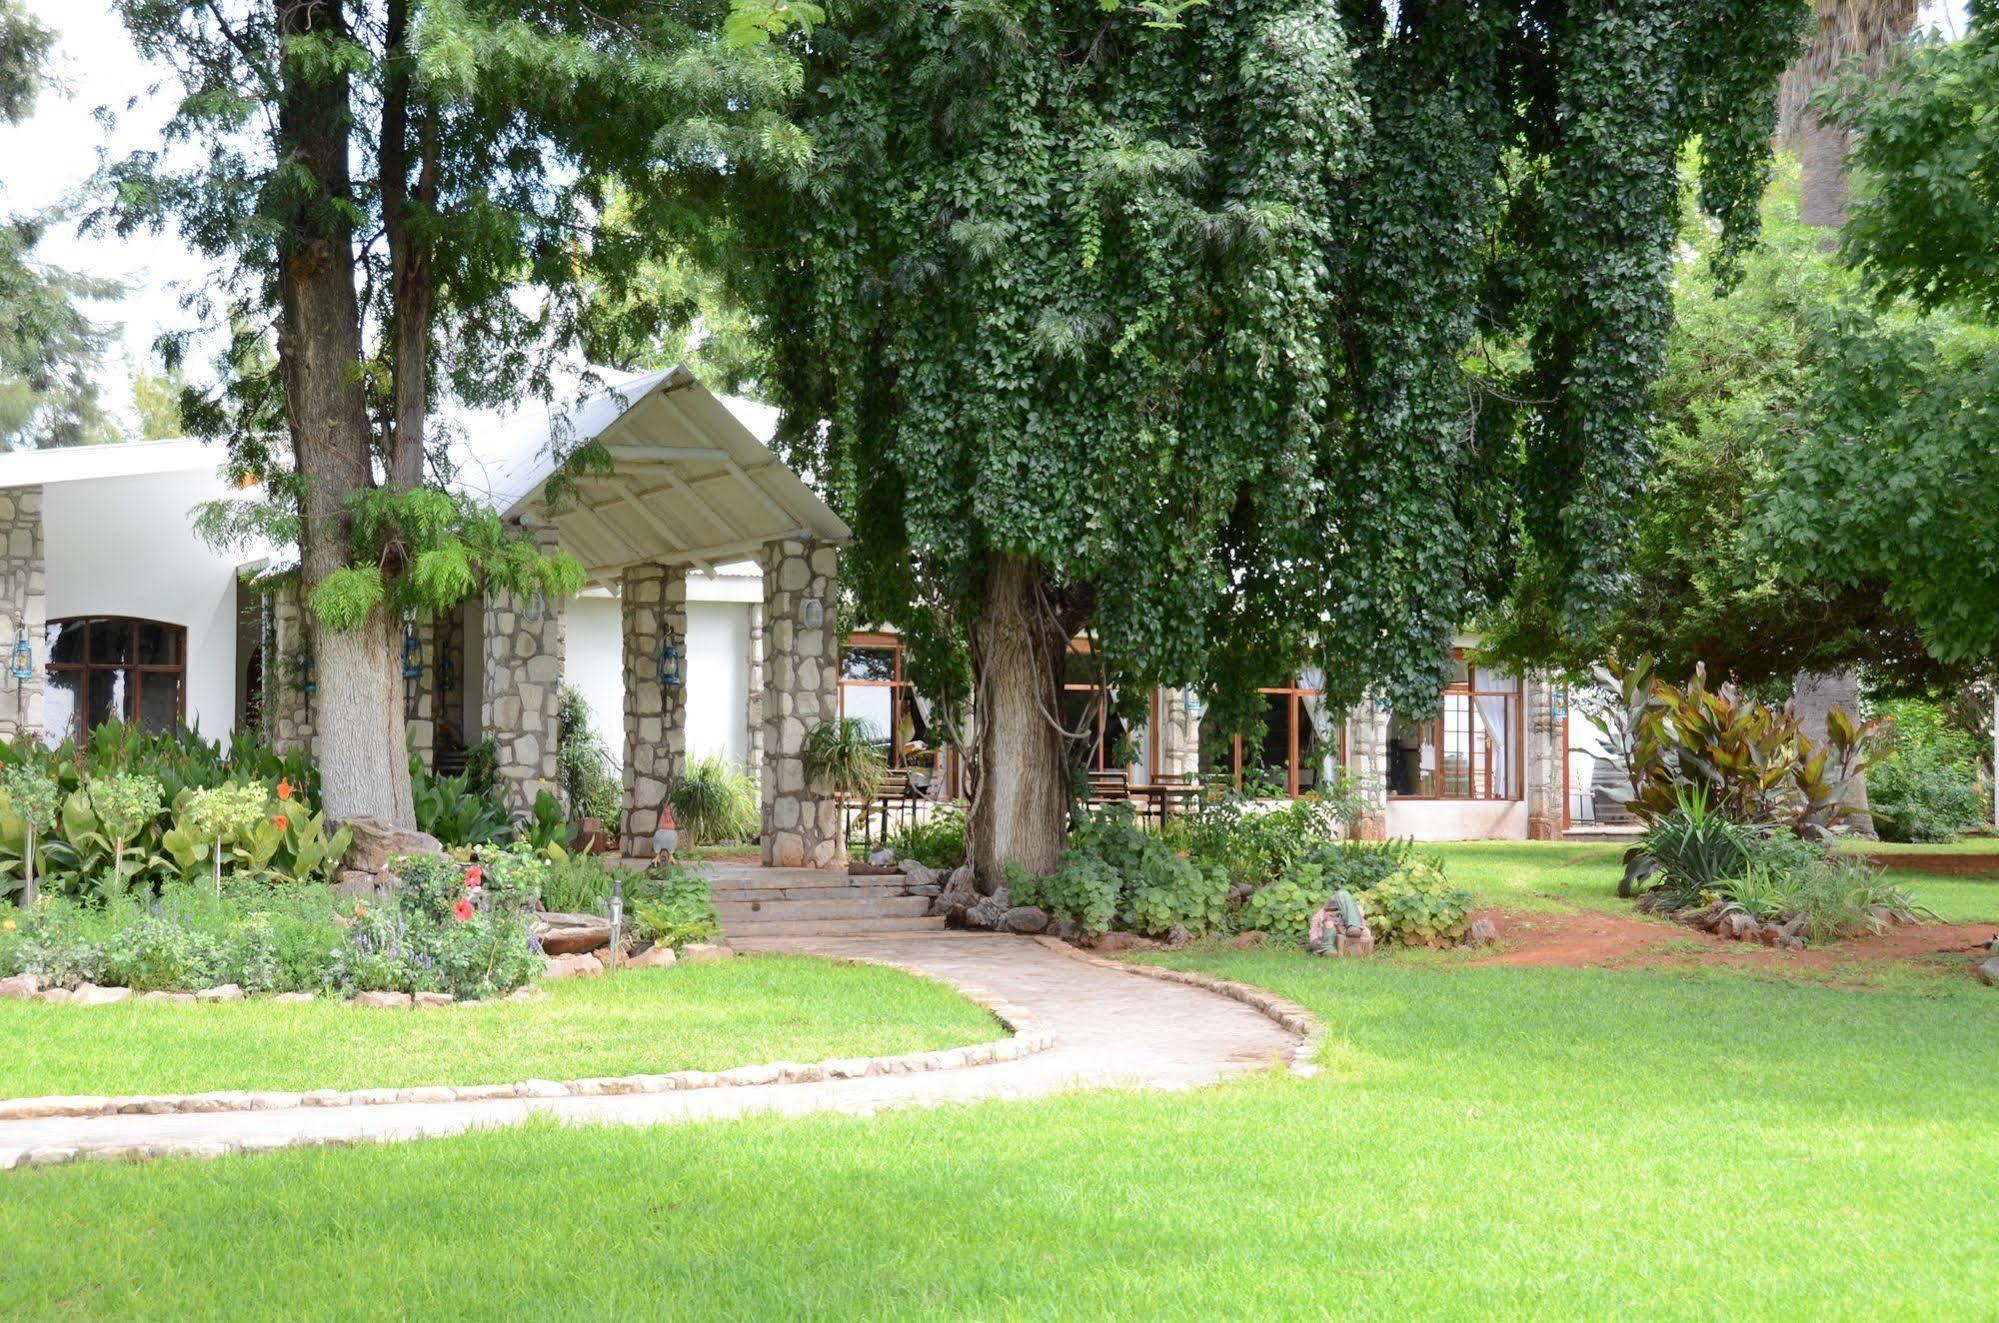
top-left (0, 957), bottom-right (1051, 1128)
top-left (1031, 935), bottom-right (1323, 1077)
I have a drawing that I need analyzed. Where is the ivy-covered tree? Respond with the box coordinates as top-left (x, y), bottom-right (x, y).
top-left (0, 0), bottom-right (118, 449)
top-left (1761, 3), bottom-right (1999, 669)
top-left (698, 0), bottom-right (1804, 880)
top-left (100, 0), bottom-right (801, 821)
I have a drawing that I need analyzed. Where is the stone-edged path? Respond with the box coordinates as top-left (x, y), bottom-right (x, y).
top-left (0, 933), bottom-right (1298, 1169)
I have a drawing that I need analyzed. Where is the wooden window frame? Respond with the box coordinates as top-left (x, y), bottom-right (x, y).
top-left (44, 616), bottom-right (188, 744)
top-left (1385, 654), bottom-right (1523, 802)
top-left (838, 633), bottom-right (956, 797)
top-left (1219, 684), bottom-right (1347, 798)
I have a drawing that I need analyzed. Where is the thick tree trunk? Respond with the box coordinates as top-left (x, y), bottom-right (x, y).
top-left (1793, 668), bottom-right (1875, 837)
top-left (274, 0), bottom-right (415, 826)
top-left (969, 554), bottom-right (1071, 891)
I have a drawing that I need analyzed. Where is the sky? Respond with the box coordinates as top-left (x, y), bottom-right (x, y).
top-left (0, 0), bottom-right (1976, 439)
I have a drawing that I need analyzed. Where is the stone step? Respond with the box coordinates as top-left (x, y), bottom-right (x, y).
top-left (708, 882), bottom-right (910, 902)
top-left (703, 870), bottom-right (906, 892)
top-left (713, 895), bottom-right (935, 923)
top-left (718, 915), bottom-right (948, 937)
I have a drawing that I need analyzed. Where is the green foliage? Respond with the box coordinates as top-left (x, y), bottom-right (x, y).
top-left (885, 807), bottom-right (968, 869)
top-left (534, 852), bottom-right (644, 915)
top-left (1626, 787), bottom-right (1755, 904)
top-left (410, 765), bottom-right (513, 849)
top-left (1869, 699), bottom-right (1988, 843)
top-left (556, 686), bottom-right (621, 826)
top-left (630, 865), bottom-right (721, 949)
top-left (670, 755), bottom-right (760, 846)
top-left (1358, 861), bottom-right (1472, 948)
top-left (519, 790), bottom-right (577, 854)
top-left (802, 719), bottom-right (886, 803)
top-left (1014, 852), bottom-right (1121, 938)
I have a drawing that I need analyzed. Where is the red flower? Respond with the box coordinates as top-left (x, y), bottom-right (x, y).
top-left (464, 865), bottom-right (483, 889)
top-left (275, 778), bottom-right (293, 802)
top-left (453, 898), bottom-right (474, 922)
top-left (270, 814), bottom-right (289, 830)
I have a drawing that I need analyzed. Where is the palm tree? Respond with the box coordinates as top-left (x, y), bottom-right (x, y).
top-left (1778, 0), bottom-right (1920, 227)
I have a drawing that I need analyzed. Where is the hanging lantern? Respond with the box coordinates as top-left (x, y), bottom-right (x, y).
top-left (300, 653), bottom-right (317, 696)
top-left (439, 656), bottom-right (457, 694)
top-left (656, 635), bottom-right (683, 689)
top-left (8, 633), bottom-right (30, 681)
top-left (402, 620), bottom-right (425, 679)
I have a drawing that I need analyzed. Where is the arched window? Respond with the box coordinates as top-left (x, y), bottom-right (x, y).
top-left (43, 617), bottom-right (187, 745)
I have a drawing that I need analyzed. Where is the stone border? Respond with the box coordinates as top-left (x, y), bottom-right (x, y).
top-left (0, 957), bottom-right (1050, 1126)
top-left (1031, 936), bottom-right (1323, 1077)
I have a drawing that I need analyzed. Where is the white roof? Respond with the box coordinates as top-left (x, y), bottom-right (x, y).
top-left (0, 437), bottom-right (229, 487)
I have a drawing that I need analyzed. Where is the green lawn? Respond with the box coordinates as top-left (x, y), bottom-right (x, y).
top-left (0, 956), bottom-right (998, 1098)
top-left (4, 952), bottom-right (1993, 1319)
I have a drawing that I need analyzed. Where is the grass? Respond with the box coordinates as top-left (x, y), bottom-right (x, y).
top-left (2, 952), bottom-right (1993, 1319)
top-left (0, 956), bottom-right (998, 1098)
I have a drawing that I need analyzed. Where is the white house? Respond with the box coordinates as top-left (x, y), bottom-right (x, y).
top-left (0, 368), bottom-right (1582, 852)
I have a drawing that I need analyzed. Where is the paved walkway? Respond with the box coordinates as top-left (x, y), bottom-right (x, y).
top-left (0, 933), bottom-right (1297, 1167)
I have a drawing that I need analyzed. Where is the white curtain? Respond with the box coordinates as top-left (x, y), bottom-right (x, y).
top-left (1475, 694), bottom-right (1515, 798)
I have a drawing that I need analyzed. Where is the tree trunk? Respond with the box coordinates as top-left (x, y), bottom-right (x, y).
top-left (1793, 668), bottom-right (1875, 837)
top-left (273, 0), bottom-right (415, 826)
top-left (969, 553), bottom-right (1070, 892)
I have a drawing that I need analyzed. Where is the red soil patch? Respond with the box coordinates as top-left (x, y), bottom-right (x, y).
top-left (1468, 906), bottom-right (1995, 979)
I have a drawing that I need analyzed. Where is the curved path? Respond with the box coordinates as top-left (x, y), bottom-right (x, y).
top-left (0, 932), bottom-right (1297, 1169)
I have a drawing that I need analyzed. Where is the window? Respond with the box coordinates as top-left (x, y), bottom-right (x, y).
top-left (1201, 676), bottom-right (1345, 797)
top-left (44, 617), bottom-right (187, 745)
top-left (838, 634), bottom-right (950, 794)
top-left (1386, 656), bottom-right (1520, 800)
top-left (1062, 647), bottom-right (1141, 775)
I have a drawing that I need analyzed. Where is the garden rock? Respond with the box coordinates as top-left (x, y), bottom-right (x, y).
top-left (341, 817), bottom-right (446, 873)
top-left (543, 952), bottom-right (604, 979)
top-left (1090, 931), bottom-right (1162, 954)
top-left (1229, 931), bottom-right (1268, 949)
top-left (534, 913), bottom-right (612, 956)
top-left (627, 944), bottom-right (678, 969)
top-left (1164, 923), bottom-right (1192, 948)
top-left (1976, 955), bottom-right (1999, 988)
top-left (271, 992), bottom-right (315, 1004)
top-left (413, 991), bottom-right (455, 1009)
top-left (898, 859), bottom-right (939, 887)
top-left (71, 984), bottom-right (132, 1007)
top-left (999, 906), bottom-right (1050, 935)
top-left (868, 847), bottom-right (896, 868)
top-left (1462, 917), bottom-right (1500, 947)
top-left (1719, 912), bottom-right (1760, 942)
top-left (680, 941), bottom-right (734, 965)
top-left (1335, 928), bottom-right (1375, 957)
top-left (957, 887), bottom-right (1012, 931)
top-left (139, 990), bottom-right (194, 1005)
top-left (508, 983), bottom-right (548, 1003)
top-left (195, 984), bottom-right (244, 1003)
top-left (333, 869), bottom-right (389, 900)
top-left (35, 987), bottom-right (71, 1004)
top-left (352, 990), bottom-right (413, 1009)
top-left (1050, 917), bottom-right (1083, 942)
top-left (933, 868), bottom-right (978, 918)
top-left (0, 973), bottom-right (37, 1000)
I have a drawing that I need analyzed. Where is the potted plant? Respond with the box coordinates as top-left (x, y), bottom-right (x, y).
top-left (803, 718), bottom-right (887, 859)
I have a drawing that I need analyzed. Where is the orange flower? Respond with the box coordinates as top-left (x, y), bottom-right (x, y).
top-left (452, 897), bottom-right (474, 922)
top-left (275, 778), bottom-right (293, 802)
top-left (271, 814), bottom-right (289, 831)
top-left (464, 865), bottom-right (484, 889)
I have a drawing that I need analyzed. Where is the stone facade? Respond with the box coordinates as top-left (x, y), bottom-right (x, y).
top-left (760, 538), bottom-right (842, 869)
top-left (1524, 676), bottom-right (1565, 840)
top-left (1153, 688), bottom-right (1203, 781)
top-left (402, 614), bottom-right (436, 771)
top-left (482, 525), bottom-right (565, 814)
top-left (430, 602), bottom-right (467, 759)
top-left (745, 599), bottom-right (766, 786)
top-left (1345, 702), bottom-right (1391, 840)
top-left (0, 487), bottom-right (45, 742)
top-left (266, 578), bottom-right (315, 757)
top-left (619, 563), bottom-right (688, 856)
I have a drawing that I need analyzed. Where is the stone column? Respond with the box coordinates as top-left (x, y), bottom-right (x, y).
top-left (745, 599), bottom-right (766, 785)
top-left (1347, 701), bottom-right (1390, 840)
top-left (1155, 688), bottom-right (1203, 780)
top-left (620, 563), bottom-right (688, 857)
top-left (402, 614), bottom-right (436, 772)
top-left (482, 525), bottom-right (564, 814)
top-left (761, 537), bottom-right (842, 869)
top-left (267, 578), bottom-right (316, 757)
top-left (1525, 676), bottom-right (1565, 840)
top-left (0, 486), bottom-right (45, 743)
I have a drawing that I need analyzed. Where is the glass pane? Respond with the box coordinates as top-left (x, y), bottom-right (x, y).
top-left (840, 646), bottom-right (895, 682)
top-left (840, 684), bottom-right (893, 748)
top-left (1256, 692), bottom-right (1289, 789)
top-left (136, 622), bottom-right (181, 666)
top-left (1439, 694), bottom-right (1474, 797)
top-left (1476, 667), bottom-right (1520, 694)
top-left (87, 668), bottom-right (126, 730)
top-left (1297, 696), bottom-right (1325, 793)
top-left (87, 619), bottom-right (131, 666)
top-left (1387, 715), bottom-right (1434, 797)
top-left (46, 621), bottom-right (87, 665)
top-left (137, 672), bottom-right (180, 733)
top-left (43, 670), bottom-right (79, 748)
top-left (1446, 655), bottom-right (1471, 688)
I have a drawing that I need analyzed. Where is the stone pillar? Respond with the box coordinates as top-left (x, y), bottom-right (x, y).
top-left (1347, 701), bottom-right (1390, 840)
top-left (620, 563), bottom-right (688, 857)
top-left (0, 486), bottom-right (45, 743)
top-left (267, 578), bottom-right (316, 757)
top-left (761, 537), bottom-right (842, 869)
top-left (402, 614), bottom-right (436, 772)
top-left (1525, 676), bottom-right (1565, 840)
top-left (482, 525), bottom-right (564, 814)
top-left (745, 599), bottom-right (766, 786)
top-left (1155, 688), bottom-right (1203, 780)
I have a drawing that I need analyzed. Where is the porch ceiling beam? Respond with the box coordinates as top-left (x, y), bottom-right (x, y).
top-left (585, 528), bottom-right (809, 579)
top-left (559, 503), bottom-right (648, 565)
top-left (573, 481), bottom-right (692, 553)
top-left (724, 459), bottom-right (792, 527)
top-left (603, 444), bottom-right (733, 464)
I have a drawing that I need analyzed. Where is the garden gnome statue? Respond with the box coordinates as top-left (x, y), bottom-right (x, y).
top-left (1308, 889), bottom-right (1374, 957)
top-left (652, 801), bottom-right (679, 862)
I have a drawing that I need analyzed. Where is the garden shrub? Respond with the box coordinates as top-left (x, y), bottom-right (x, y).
top-left (670, 755), bottom-right (760, 845)
top-left (556, 685), bottom-right (623, 826)
top-left (1869, 699), bottom-right (1987, 843)
top-left (411, 764), bottom-right (514, 848)
top-left (631, 865), bottom-right (721, 949)
top-left (1359, 861), bottom-right (1473, 948)
top-left (1624, 787), bottom-right (1753, 901)
top-left (885, 807), bottom-right (968, 868)
top-left (1014, 852), bottom-right (1120, 937)
top-left (97, 912), bottom-right (226, 991)
top-left (1237, 861), bottom-right (1333, 940)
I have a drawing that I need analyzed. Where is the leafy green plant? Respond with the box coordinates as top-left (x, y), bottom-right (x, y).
top-left (1012, 852), bottom-right (1120, 938)
top-left (519, 789), bottom-right (577, 854)
top-left (1359, 860), bottom-right (1472, 948)
top-left (1, 762), bottom-right (57, 905)
top-left (85, 773), bottom-right (165, 898)
top-left (670, 755), bottom-right (760, 846)
top-left (803, 718), bottom-right (887, 806)
top-left (630, 865), bottom-right (721, 949)
top-left (1868, 699), bottom-right (1988, 843)
top-left (885, 807), bottom-right (968, 868)
top-left (411, 765), bottom-right (513, 848)
top-left (556, 685), bottom-right (622, 825)
top-left (170, 783), bottom-right (273, 896)
top-left (1624, 786), bottom-right (1754, 903)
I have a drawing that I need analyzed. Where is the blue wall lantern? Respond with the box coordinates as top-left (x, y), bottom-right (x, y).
top-left (300, 653), bottom-right (317, 696)
top-left (439, 656), bottom-right (457, 694)
top-left (657, 636), bottom-right (683, 689)
top-left (402, 622), bottom-right (425, 679)
top-left (8, 633), bottom-right (30, 681)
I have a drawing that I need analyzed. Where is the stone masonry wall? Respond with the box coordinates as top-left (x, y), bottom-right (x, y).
top-left (1525, 676), bottom-right (1564, 840)
top-left (1346, 702), bottom-right (1390, 840)
top-left (402, 614), bottom-right (436, 772)
top-left (761, 538), bottom-right (842, 869)
top-left (1155, 688), bottom-right (1202, 780)
top-left (266, 578), bottom-right (315, 757)
top-left (482, 525), bottom-right (564, 814)
top-left (620, 563), bottom-right (688, 856)
top-left (0, 487), bottom-right (45, 742)
top-left (745, 599), bottom-right (766, 789)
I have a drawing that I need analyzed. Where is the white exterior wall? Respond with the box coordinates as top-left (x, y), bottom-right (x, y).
top-left (43, 469), bottom-right (246, 739)
top-left (686, 600), bottom-right (751, 765)
top-left (1386, 798), bottom-right (1529, 842)
top-left (564, 591), bottom-right (624, 767)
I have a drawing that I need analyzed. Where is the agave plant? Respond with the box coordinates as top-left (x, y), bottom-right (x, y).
top-left (1622, 785), bottom-right (1752, 902)
top-left (670, 756), bottom-right (760, 847)
top-left (803, 719), bottom-right (887, 808)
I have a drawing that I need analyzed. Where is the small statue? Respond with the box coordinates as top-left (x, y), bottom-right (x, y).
top-left (652, 801), bottom-right (679, 861)
top-left (1308, 888), bottom-right (1374, 957)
